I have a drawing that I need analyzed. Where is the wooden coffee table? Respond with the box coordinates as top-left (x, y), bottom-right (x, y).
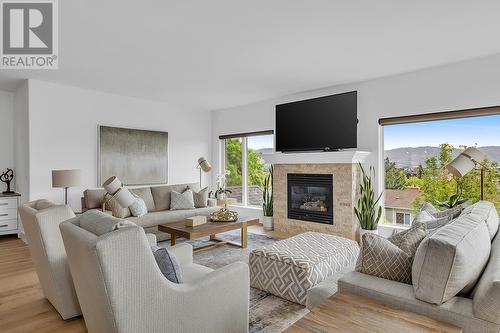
top-left (285, 292), bottom-right (462, 333)
top-left (158, 217), bottom-right (260, 252)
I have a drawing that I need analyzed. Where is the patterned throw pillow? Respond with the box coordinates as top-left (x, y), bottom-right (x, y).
top-left (170, 189), bottom-right (195, 210)
top-left (129, 195), bottom-right (148, 217)
top-left (152, 246), bottom-right (183, 283)
top-left (190, 186), bottom-right (208, 208)
top-left (356, 223), bottom-right (427, 284)
top-left (106, 196), bottom-right (132, 218)
top-left (413, 210), bottom-right (450, 231)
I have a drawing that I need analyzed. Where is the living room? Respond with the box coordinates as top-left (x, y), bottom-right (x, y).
top-left (1, 2), bottom-right (500, 333)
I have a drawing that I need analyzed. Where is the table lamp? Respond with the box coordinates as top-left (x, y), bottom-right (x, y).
top-left (196, 157), bottom-right (212, 187)
top-left (52, 169), bottom-right (82, 205)
top-left (101, 176), bottom-right (135, 211)
top-left (445, 147), bottom-right (487, 200)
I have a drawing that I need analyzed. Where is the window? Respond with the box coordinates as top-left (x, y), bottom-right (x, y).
top-left (383, 114), bottom-right (500, 228)
top-left (222, 131), bottom-right (273, 206)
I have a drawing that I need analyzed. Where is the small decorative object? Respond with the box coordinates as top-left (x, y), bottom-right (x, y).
top-left (101, 176), bottom-right (136, 211)
top-left (214, 170), bottom-right (232, 199)
top-left (210, 204), bottom-right (238, 222)
top-left (185, 216), bottom-right (207, 227)
top-left (196, 157), bottom-right (212, 187)
top-left (262, 165), bottom-right (273, 230)
top-left (0, 168), bottom-right (14, 194)
top-left (52, 169), bottom-right (82, 205)
top-left (354, 163), bottom-right (382, 235)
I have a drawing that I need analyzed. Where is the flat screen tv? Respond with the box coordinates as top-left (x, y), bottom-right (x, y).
top-left (275, 91), bottom-right (357, 152)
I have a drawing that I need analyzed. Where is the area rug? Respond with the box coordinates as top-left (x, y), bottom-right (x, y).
top-left (158, 231), bottom-right (308, 333)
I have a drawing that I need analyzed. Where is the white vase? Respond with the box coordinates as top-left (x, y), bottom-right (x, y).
top-left (360, 229), bottom-right (378, 236)
top-left (262, 216), bottom-right (273, 230)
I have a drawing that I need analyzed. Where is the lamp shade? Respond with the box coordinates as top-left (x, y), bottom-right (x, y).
top-left (52, 169), bottom-right (82, 188)
top-left (463, 147), bottom-right (486, 163)
top-left (198, 157), bottom-right (212, 172)
top-left (113, 187), bottom-right (136, 208)
top-left (446, 154), bottom-right (475, 177)
top-left (102, 176), bottom-right (122, 194)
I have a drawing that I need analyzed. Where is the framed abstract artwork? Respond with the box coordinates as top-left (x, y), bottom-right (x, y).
top-left (98, 125), bottom-right (168, 186)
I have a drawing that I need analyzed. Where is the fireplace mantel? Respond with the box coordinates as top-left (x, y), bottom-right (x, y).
top-left (262, 150), bottom-right (371, 165)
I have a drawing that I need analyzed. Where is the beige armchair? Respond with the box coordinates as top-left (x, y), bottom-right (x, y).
top-left (18, 200), bottom-right (82, 319)
top-left (59, 216), bottom-right (250, 333)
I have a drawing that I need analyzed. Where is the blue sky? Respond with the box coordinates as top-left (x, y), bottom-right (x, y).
top-left (248, 134), bottom-right (274, 150)
top-left (384, 115), bottom-right (500, 150)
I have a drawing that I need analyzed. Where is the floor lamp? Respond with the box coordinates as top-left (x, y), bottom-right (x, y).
top-left (196, 157), bottom-right (212, 187)
top-left (445, 147), bottom-right (487, 200)
top-left (52, 169), bottom-right (82, 206)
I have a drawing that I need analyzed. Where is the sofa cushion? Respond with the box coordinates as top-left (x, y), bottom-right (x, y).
top-left (472, 230), bottom-right (500, 324)
top-left (35, 199), bottom-right (57, 210)
top-left (152, 247), bottom-right (183, 283)
top-left (170, 190), bottom-right (195, 210)
top-left (84, 189), bottom-right (106, 209)
top-left (130, 187), bottom-right (156, 212)
top-left (190, 186), bottom-right (208, 208)
top-left (356, 224), bottom-right (426, 284)
top-left (461, 201), bottom-right (499, 240)
top-left (80, 210), bottom-right (136, 236)
top-left (127, 207), bottom-right (219, 228)
top-left (150, 183), bottom-right (199, 211)
top-left (412, 213), bottom-right (491, 305)
top-left (338, 271), bottom-right (500, 333)
top-left (129, 195), bottom-right (148, 217)
top-left (107, 196), bottom-right (131, 218)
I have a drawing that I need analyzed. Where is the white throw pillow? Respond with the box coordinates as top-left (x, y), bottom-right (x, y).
top-left (170, 189), bottom-right (195, 210)
top-left (129, 195), bottom-right (148, 217)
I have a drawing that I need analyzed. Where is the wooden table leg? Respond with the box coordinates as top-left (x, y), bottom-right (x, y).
top-left (241, 222), bottom-right (248, 248)
top-left (170, 234), bottom-right (176, 246)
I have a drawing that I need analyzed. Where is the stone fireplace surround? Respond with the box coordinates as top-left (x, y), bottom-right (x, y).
top-left (263, 151), bottom-right (370, 241)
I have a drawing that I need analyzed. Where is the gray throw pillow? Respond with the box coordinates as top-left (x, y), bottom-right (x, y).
top-left (356, 223), bottom-right (427, 284)
top-left (129, 195), bottom-right (148, 217)
top-left (152, 247), bottom-right (183, 283)
top-left (190, 186), bottom-right (208, 208)
top-left (170, 189), bottom-right (195, 210)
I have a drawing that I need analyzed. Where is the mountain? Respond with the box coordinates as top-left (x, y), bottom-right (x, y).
top-left (384, 146), bottom-right (500, 168)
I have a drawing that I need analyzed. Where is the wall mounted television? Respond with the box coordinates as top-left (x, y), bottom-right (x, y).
top-left (275, 91), bottom-right (357, 152)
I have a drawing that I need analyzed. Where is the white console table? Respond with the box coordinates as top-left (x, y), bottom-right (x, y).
top-left (0, 193), bottom-right (20, 237)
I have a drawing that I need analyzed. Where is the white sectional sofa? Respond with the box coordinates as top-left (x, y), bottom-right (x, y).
top-left (337, 201), bottom-right (500, 333)
top-left (82, 182), bottom-right (220, 241)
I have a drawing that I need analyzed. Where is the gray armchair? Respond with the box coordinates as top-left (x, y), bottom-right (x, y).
top-left (60, 215), bottom-right (250, 333)
top-left (18, 200), bottom-right (81, 319)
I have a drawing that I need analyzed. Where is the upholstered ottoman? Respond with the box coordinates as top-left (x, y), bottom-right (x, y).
top-left (249, 232), bottom-right (359, 305)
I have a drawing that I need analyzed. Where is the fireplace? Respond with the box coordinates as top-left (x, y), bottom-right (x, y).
top-left (287, 173), bottom-right (333, 224)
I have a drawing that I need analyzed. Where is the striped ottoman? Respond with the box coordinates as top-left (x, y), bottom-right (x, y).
top-left (249, 232), bottom-right (359, 305)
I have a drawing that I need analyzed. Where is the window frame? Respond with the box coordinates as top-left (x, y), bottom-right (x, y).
top-left (220, 130), bottom-right (274, 207)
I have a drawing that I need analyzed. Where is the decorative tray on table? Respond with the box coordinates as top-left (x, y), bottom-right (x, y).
top-left (210, 206), bottom-right (238, 222)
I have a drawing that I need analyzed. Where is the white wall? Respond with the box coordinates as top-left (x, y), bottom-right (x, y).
top-left (212, 54), bottom-right (500, 200)
top-left (0, 90), bottom-right (14, 192)
top-left (13, 82), bottom-right (29, 204)
top-left (27, 80), bottom-right (212, 211)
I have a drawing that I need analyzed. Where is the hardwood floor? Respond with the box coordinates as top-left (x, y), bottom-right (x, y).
top-left (0, 225), bottom-right (286, 333)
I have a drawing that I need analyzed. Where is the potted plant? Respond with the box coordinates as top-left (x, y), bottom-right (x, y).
top-left (354, 163), bottom-right (382, 235)
top-left (215, 170), bottom-right (232, 200)
top-left (262, 165), bottom-right (273, 230)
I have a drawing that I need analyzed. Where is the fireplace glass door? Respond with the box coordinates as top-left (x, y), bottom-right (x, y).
top-left (287, 173), bottom-right (333, 224)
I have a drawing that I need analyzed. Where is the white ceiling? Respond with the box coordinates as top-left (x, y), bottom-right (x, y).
top-left (1, 0), bottom-right (500, 111)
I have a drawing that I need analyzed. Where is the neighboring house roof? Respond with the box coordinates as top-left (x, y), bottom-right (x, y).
top-left (385, 188), bottom-right (421, 210)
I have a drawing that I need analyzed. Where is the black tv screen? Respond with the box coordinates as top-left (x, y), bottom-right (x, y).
top-left (275, 91), bottom-right (357, 152)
